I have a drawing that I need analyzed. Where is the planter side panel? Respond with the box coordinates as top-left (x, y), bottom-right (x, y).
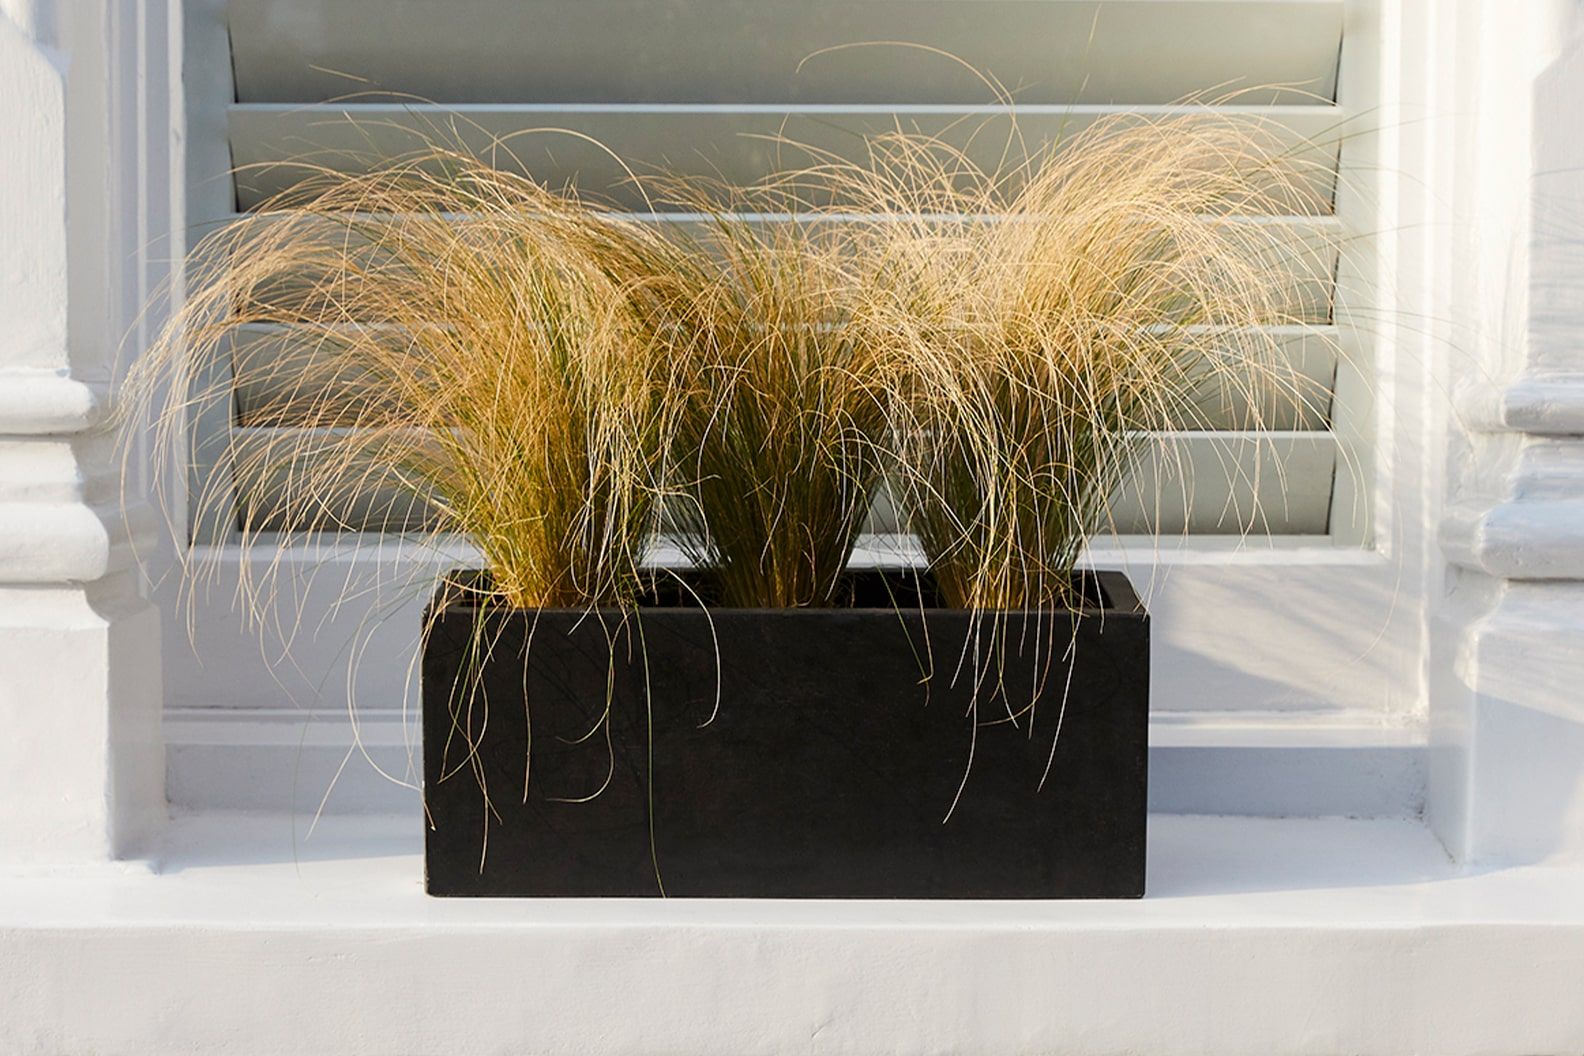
top-left (423, 578), bottom-right (1147, 898)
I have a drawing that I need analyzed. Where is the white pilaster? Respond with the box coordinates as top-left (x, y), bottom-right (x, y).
top-left (1432, 6), bottom-right (1584, 864)
top-left (0, 4), bottom-right (164, 864)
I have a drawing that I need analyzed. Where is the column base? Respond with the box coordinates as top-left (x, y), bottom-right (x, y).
top-left (1431, 574), bottom-right (1584, 863)
top-left (0, 575), bottom-right (164, 864)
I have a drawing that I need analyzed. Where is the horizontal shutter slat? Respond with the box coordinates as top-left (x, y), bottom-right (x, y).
top-left (229, 323), bottom-right (1337, 433)
top-left (228, 427), bottom-right (1337, 536)
top-left (228, 0), bottom-right (1344, 107)
top-left (1108, 431), bottom-right (1336, 535)
top-left (228, 102), bottom-right (1344, 213)
top-left (216, 211), bottom-right (1341, 325)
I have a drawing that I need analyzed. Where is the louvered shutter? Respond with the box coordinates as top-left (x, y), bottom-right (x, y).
top-left (197, 0), bottom-right (1353, 538)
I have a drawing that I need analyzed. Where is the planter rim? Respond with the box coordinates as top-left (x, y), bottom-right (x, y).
top-left (429, 568), bottom-right (1144, 619)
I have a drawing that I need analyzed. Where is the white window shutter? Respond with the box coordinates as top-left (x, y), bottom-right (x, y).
top-left (206, 0), bottom-right (1351, 538)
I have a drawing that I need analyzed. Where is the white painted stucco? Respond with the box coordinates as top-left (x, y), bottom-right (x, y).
top-left (0, 3), bottom-right (163, 866)
top-left (3, 0), bottom-right (1584, 1052)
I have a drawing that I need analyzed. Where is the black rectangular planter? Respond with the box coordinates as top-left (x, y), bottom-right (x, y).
top-left (422, 570), bottom-right (1148, 898)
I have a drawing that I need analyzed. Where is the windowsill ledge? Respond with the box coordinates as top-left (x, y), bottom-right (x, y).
top-left (5, 812), bottom-right (1583, 1054)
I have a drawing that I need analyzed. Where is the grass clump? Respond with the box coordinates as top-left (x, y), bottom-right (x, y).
top-left (126, 154), bottom-right (674, 612)
top-left (630, 182), bottom-right (892, 608)
top-left (127, 112), bottom-right (1333, 621)
top-left (831, 114), bottom-right (1331, 611)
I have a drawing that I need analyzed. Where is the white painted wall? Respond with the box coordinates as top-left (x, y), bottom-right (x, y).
top-left (4, 1), bottom-right (1584, 1052)
top-left (1, 0), bottom-right (1578, 851)
top-left (0, 0), bottom-right (1576, 849)
top-left (151, 0), bottom-right (1436, 824)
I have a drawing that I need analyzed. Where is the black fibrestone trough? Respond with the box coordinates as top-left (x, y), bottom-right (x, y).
top-left (422, 570), bottom-right (1148, 898)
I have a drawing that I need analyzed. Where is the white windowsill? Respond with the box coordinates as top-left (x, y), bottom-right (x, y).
top-left (6, 812), bottom-right (1583, 1055)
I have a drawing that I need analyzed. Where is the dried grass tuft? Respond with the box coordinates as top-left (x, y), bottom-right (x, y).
top-left (628, 178), bottom-right (893, 608)
top-left (125, 153), bottom-right (675, 613)
top-left (819, 113), bottom-right (1334, 610)
top-left (125, 111), bottom-right (1335, 621)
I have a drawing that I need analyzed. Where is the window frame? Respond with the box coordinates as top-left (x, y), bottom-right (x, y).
top-left (155, 0), bottom-right (1433, 769)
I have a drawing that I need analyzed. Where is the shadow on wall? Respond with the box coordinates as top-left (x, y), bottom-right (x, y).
top-left (1119, 548), bottom-right (1417, 715)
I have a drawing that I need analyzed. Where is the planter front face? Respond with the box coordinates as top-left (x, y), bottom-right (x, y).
top-left (422, 572), bottom-right (1148, 898)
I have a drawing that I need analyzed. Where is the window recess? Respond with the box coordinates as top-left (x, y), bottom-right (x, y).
top-left (190, 0), bottom-right (1361, 543)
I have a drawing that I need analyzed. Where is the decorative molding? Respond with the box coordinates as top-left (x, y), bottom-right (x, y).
top-left (0, 12), bottom-right (125, 588)
top-left (0, 502), bottom-right (152, 584)
top-left (0, 369), bottom-right (105, 435)
top-left (1442, 492), bottom-right (1584, 581)
top-left (1457, 373), bottom-right (1584, 436)
top-left (1442, 501), bottom-right (1584, 579)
